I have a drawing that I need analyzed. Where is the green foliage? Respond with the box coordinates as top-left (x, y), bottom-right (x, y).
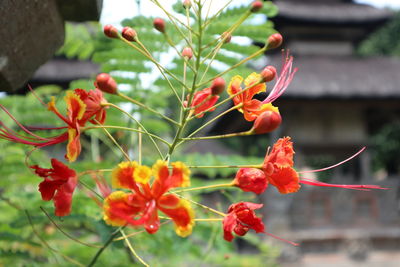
top-left (370, 122), bottom-right (400, 174)
top-left (358, 11), bottom-right (400, 57)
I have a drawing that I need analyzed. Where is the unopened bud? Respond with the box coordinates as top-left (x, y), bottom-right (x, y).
top-left (261, 66), bottom-right (277, 82)
top-left (267, 33), bottom-right (283, 49)
top-left (153, 18), bottom-right (165, 33)
top-left (251, 109), bottom-right (282, 134)
top-left (210, 77), bottom-right (226, 95)
top-left (182, 47), bottom-right (193, 60)
top-left (95, 73), bottom-right (118, 94)
top-left (233, 168), bottom-right (268, 194)
top-left (183, 0), bottom-right (191, 9)
top-left (103, 24), bottom-right (119, 38)
top-left (122, 26), bottom-right (137, 42)
top-left (251, 1), bottom-right (263, 13)
top-left (234, 224), bottom-right (249, 236)
top-left (221, 32), bottom-right (232, 43)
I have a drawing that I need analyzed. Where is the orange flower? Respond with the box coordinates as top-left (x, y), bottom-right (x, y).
top-left (31, 158), bottom-right (78, 216)
top-left (262, 137), bottom-right (300, 194)
top-left (228, 73), bottom-right (279, 122)
top-left (0, 88), bottom-right (107, 162)
top-left (262, 137), bottom-right (387, 194)
top-left (104, 160), bottom-right (195, 237)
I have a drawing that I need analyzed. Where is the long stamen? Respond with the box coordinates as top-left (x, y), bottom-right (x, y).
top-left (298, 147), bottom-right (366, 174)
top-left (263, 231), bottom-right (299, 246)
top-left (299, 177), bottom-right (388, 191)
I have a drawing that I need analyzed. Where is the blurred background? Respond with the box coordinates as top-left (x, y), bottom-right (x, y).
top-left (0, 0), bottom-right (399, 266)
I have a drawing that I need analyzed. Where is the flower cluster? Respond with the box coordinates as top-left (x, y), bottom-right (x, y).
top-left (0, 1), bottom-right (389, 265)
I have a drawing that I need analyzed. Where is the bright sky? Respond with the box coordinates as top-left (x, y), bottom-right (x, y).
top-left (100, 0), bottom-right (400, 25)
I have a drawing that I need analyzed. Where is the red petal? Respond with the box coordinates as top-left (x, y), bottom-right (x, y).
top-left (268, 167), bottom-right (300, 194)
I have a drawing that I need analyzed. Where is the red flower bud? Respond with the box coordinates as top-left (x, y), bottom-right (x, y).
top-left (267, 33), bottom-right (283, 49)
top-left (261, 66), bottom-right (277, 82)
top-left (210, 77), bottom-right (226, 95)
top-left (182, 47), bottom-right (193, 60)
top-left (153, 18), bottom-right (166, 33)
top-left (221, 32), bottom-right (232, 43)
top-left (252, 110), bottom-right (282, 134)
top-left (95, 73), bottom-right (118, 95)
top-left (183, 0), bottom-right (191, 9)
top-left (234, 224), bottom-right (249, 236)
top-left (103, 24), bottom-right (119, 38)
top-left (233, 168), bottom-right (268, 194)
top-left (122, 26), bottom-right (137, 42)
top-left (251, 1), bottom-right (263, 13)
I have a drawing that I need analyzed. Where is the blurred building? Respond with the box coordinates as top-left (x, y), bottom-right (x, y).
top-left (210, 0), bottom-right (400, 266)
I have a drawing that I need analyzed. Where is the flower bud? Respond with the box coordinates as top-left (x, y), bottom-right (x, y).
top-left (251, 1), bottom-right (263, 13)
top-left (183, 0), bottom-right (191, 9)
top-left (182, 47), bottom-right (193, 60)
top-left (103, 24), bottom-right (119, 38)
top-left (261, 66), bottom-right (277, 82)
top-left (95, 73), bottom-right (118, 95)
top-left (221, 32), bottom-right (232, 43)
top-left (153, 18), bottom-right (166, 33)
top-left (210, 77), bottom-right (226, 95)
top-left (233, 168), bottom-right (268, 194)
top-left (267, 33), bottom-right (283, 49)
top-left (251, 110), bottom-right (282, 134)
top-left (122, 26), bottom-right (137, 42)
top-left (234, 224), bottom-right (249, 236)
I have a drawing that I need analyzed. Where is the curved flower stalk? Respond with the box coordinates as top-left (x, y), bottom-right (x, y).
top-left (103, 160), bottom-right (195, 237)
top-left (0, 88), bottom-right (107, 162)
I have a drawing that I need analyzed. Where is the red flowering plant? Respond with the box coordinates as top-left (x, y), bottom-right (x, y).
top-left (0, 0), bottom-right (388, 266)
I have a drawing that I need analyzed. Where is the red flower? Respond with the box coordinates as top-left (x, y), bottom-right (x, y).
top-left (74, 88), bottom-right (107, 125)
top-left (103, 160), bottom-right (195, 237)
top-left (262, 137), bottom-right (300, 194)
top-left (227, 73), bottom-right (268, 121)
top-left (233, 168), bottom-right (268, 194)
top-left (263, 137), bottom-right (388, 194)
top-left (30, 158), bottom-right (78, 216)
top-left (185, 88), bottom-right (219, 118)
top-left (1, 89), bottom-right (107, 162)
top-left (223, 202), bottom-right (264, 242)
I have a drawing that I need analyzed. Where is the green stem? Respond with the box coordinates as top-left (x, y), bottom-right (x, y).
top-left (172, 183), bottom-right (234, 193)
top-left (182, 130), bottom-right (252, 141)
top-left (165, 1), bottom-right (204, 159)
top-left (119, 37), bottom-right (186, 103)
top-left (186, 104), bottom-right (242, 138)
top-left (40, 207), bottom-right (102, 248)
top-left (194, 218), bottom-right (223, 222)
top-left (120, 230), bottom-right (149, 267)
top-left (187, 164), bottom-right (262, 169)
top-left (92, 119), bottom-right (131, 161)
top-left (104, 103), bottom-right (165, 157)
top-left (117, 93), bottom-right (180, 126)
top-left (87, 228), bottom-right (122, 267)
top-left (197, 45), bottom-right (267, 89)
top-left (173, 193), bottom-right (226, 217)
top-left (83, 125), bottom-right (170, 146)
top-left (151, 0), bottom-right (195, 49)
